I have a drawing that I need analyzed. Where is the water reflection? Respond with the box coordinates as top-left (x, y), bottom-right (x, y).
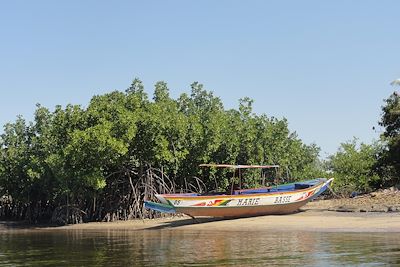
top-left (0, 229), bottom-right (399, 266)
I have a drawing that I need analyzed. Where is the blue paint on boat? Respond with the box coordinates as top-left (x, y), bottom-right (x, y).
top-left (233, 179), bottom-right (325, 195)
top-left (144, 201), bottom-right (176, 213)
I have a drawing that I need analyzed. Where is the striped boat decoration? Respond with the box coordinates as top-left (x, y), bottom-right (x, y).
top-left (295, 189), bottom-right (317, 201)
top-left (192, 199), bottom-right (233, 207)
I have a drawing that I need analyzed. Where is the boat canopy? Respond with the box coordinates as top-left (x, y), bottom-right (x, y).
top-left (199, 164), bottom-right (279, 169)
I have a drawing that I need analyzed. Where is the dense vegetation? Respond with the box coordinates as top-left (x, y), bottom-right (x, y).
top-left (0, 79), bottom-right (398, 224)
top-left (377, 92), bottom-right (400, 187)
top-left (327, 139), bottom-right (381, 195)
top-left (328, 90), bottom-right (400, 195)
top-left (0, 80), bottom-right (323, 223)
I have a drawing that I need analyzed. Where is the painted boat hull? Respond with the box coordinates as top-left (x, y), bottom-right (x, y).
top-left (146, 178), bottom-right (333, 218)
top-left (175, 199), bottom-right (310, 217)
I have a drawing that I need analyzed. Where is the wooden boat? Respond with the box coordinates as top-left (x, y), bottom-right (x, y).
top-left (144, 164), bottom-right (334, 218)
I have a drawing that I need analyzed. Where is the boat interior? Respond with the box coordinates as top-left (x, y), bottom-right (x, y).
top-left (196, 178), bottom-right (324, 196)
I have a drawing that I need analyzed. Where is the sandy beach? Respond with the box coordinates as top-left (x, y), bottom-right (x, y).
top-left (1, 209), bottom-right (400, 233)
top-left (42, 211), bottom-right (398, 233)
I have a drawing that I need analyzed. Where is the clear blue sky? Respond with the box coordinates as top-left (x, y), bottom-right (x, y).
top-left (1, 1), bottom-right (399, 156)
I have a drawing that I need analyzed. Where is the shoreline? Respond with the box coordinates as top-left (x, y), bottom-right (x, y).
top-left (2, 191), bottom-right (400, 233)
top-left (2, 208), bottom-right (400, 233)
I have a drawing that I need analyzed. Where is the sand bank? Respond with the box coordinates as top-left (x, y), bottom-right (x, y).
top-left (62, 210), bottom-right (400, 233)
top-left (2, 192), bottom-right (400, 233)
top-left (2, 209), bottom-right (399, 233)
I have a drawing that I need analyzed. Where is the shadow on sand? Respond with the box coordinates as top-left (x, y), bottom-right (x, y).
top-left (144, 217), bottom-right (229, 230)
top-left (144, 210), bottom-right (306, 230)
top-left (0, 220), bottom-right (59, 230)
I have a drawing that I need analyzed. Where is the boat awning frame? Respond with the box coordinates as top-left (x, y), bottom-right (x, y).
top-left (199, 164), bottom-right (279, 169)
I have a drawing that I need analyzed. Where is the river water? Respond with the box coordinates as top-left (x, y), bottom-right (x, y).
top-left (0, 229), bottom-right (399, 266)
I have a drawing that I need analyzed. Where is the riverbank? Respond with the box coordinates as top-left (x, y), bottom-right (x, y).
top-left (2, 210), bottom-right (400, 233)
top-left (306, 187), bottom-right (400, 212)
top-left (2, 189), bottom-right (400, 233)
top-left (57, 210), bottom-right (400, 232)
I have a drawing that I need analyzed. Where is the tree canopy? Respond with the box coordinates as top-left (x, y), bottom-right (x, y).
top-left (0, 79), bottom-right (323, 223)
top-left (378, 91), bottom-right (400, 186)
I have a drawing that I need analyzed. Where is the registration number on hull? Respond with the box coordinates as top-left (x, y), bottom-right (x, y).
top-left (274, 195), bottom-right (292, 204)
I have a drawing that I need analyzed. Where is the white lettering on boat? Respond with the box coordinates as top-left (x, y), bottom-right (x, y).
top-left (237, 198), bottom-right (260, 206)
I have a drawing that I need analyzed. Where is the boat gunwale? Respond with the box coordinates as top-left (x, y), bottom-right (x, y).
top-left (157, 178), bottom-right (332, 200)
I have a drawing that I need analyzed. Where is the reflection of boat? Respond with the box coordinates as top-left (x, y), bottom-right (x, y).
top-left (144, 164), bottom-right (333, 218)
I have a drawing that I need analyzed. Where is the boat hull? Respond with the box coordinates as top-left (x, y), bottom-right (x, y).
top-left (146, 178), bottom-right (333, 218)
top-left (175, 199), bottom-right (309, 217)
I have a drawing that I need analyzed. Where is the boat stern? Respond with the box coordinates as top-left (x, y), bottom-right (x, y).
top-left (144, 201), bottom-right (176, 214)
top-left (155, 194), bottom-right (169, 204)
top-left (310, 178), bottom-right (334, 200)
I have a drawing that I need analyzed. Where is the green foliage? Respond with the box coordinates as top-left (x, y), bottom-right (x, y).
top-left (327, 139), bottom-right (380, 194)
top-left (64, 121), bottom-right (128, 190)
top-left (377, 92), bottom-right (400, 186)
top-left (0, 78), bottom-right (324, 222)
top-left (0, 117), bottom-right (35, 201)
